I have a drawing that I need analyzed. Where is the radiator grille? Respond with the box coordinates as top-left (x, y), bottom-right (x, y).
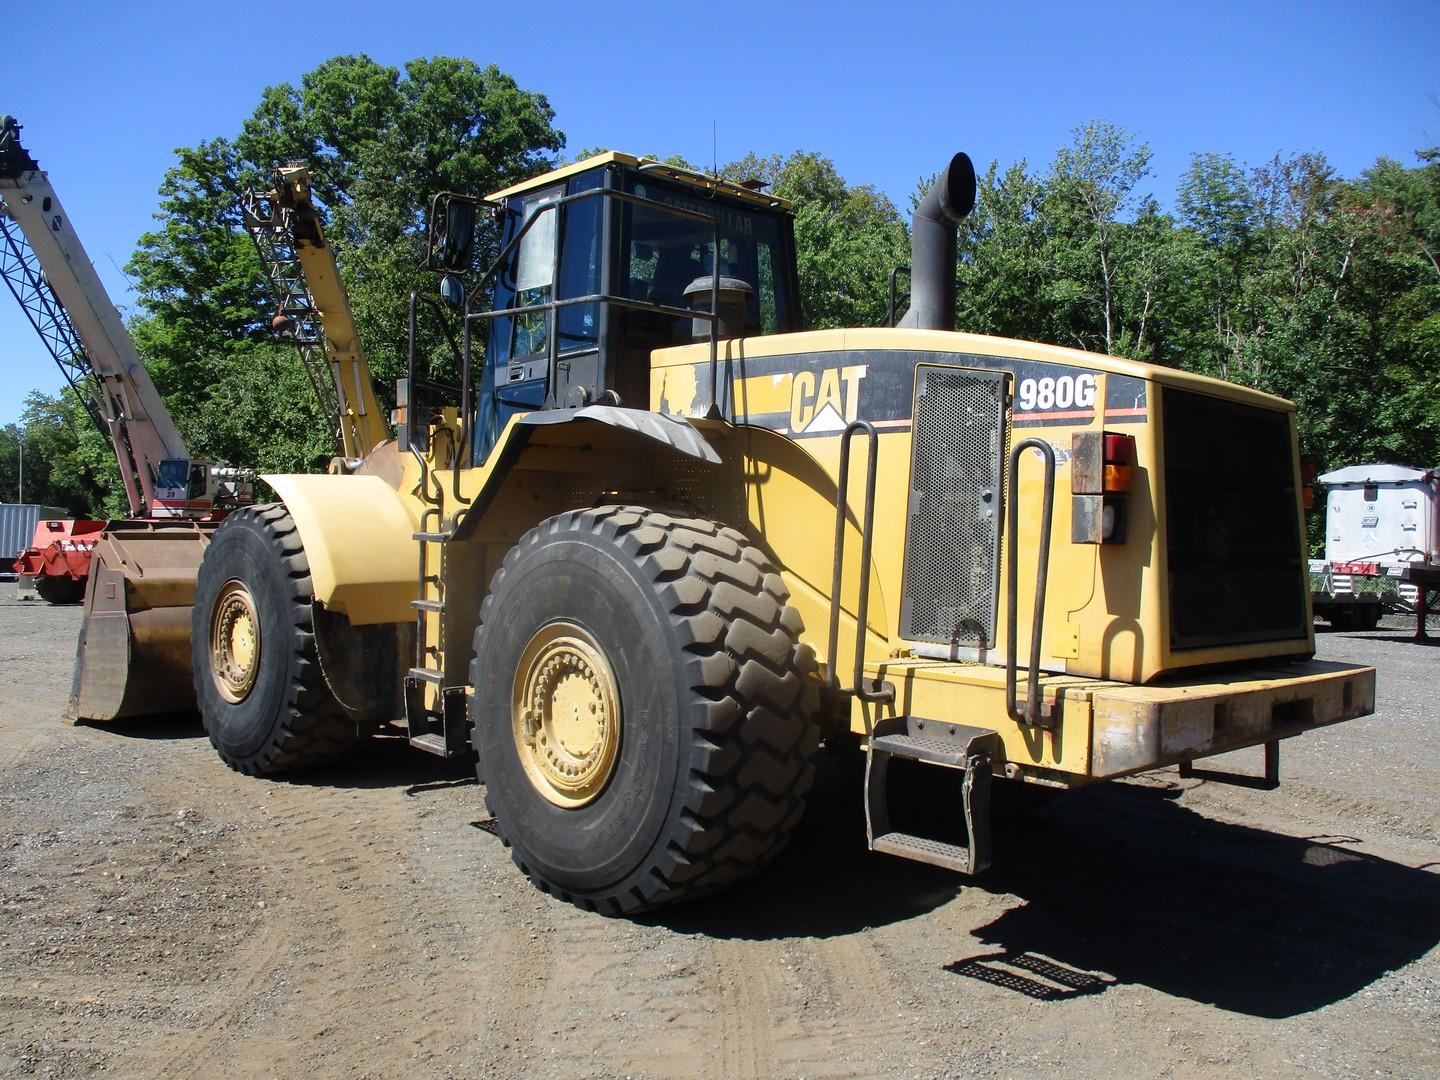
top-left (900, 367), bottom-right (1007, 646)
top-left (1163, 388), bottom-right (1309, 649)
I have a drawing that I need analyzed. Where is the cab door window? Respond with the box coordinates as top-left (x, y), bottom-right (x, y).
top-left (511, 184), bottom-right (562, 359)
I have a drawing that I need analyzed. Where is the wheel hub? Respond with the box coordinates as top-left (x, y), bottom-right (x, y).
top-left (211, 579), bottom-right (261, 704)
top-left (513, 623), bottom-right (621, 807)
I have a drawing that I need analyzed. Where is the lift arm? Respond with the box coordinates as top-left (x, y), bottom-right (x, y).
top-left (242, 165), bottom-right (388, 466)
top-left (0, 115), bottom-right (186, 516)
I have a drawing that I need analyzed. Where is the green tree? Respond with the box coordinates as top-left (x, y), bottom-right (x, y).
top-left (126, 54), bottom-right (564, 474)
top-left (955, 158), bottom-right (1051, 340)
top-left (1, 391), bottom-right (120, 516)
top-left (1174, 152), bottom-right (1258, 375)
top-left (954, 125), bottom-right (1165, 358)
top-left (727, 150), bottom-right (909, 329)
top-left (1043, 121), bottom-right (1156, 354)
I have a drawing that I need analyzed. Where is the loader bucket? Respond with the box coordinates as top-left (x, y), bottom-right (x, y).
top-left (69, 520), bottom-right (218, 721)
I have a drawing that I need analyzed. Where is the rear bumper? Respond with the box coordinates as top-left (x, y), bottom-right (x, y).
top-left (1088, 659), bottom-right (1374, 779)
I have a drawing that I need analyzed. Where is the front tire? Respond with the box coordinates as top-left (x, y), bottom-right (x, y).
top-left (470, 505), bottom-right (819, 913)
top-left (192, 504), bottom-right (362, 775)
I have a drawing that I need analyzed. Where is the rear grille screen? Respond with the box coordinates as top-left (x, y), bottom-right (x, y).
top-left (900, 366), bottom-right (1007, 646)
top-left (1163, 388), bottom-right (1308, 649)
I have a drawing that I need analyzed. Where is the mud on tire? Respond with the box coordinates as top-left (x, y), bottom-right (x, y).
top-left (470, 505), bottom-right (820, 914)
top-left (191, 504), bottom-right (362, 776)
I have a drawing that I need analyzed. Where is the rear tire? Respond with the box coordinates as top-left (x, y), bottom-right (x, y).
top-left (470, 505), bottom-right (819, 913)
top-left (1326, 607), bottom-right (1357, 631)
top-left (34, 574), bottom-right (85, 605)
top-left (192, 504), bottom-right (362, 775)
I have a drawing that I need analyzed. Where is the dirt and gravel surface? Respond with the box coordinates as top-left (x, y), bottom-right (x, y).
top-left (1, 589), bottom-right (1436, 1079)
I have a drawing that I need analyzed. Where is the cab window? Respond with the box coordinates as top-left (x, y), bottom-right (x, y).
top-left (621, 176), bottom-right (797, 341)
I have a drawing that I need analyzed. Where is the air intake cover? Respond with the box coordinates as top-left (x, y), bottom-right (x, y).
top-left (900, 366), bottom-right (1008, 647)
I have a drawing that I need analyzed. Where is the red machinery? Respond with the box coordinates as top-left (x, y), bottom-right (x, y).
top-left (12, 518), bottom-right (106, 603)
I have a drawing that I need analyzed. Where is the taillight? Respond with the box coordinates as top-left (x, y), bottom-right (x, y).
top-left (1071, 431), bottom-right (1134, 544)
top-left (1300, 460), bottom-right (1316, 510)
top-left (1102, 433), bottom-right (1134, 494)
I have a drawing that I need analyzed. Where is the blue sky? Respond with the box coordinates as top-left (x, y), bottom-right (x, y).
top-left (3, 0), bottom-right (1437, 424)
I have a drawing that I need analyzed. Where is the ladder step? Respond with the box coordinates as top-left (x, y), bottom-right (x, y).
top-left (407, 667), bottom-right (445, 684)
top-left (409, 732), bottom-right (465, 759)
top-left (865, 719), bottom-right (996, 877)
top-left (411, 599), bottom-right (445, 612)
top-left (872, 731), bottom-right (974, 768)
top-left (871, 831), bottom-right (975, 873)
top-left (414, 531), bottom-right (452, 542)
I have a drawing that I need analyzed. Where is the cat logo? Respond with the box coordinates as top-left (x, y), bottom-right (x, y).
top-left (790, 364), bottom-right (867, 435)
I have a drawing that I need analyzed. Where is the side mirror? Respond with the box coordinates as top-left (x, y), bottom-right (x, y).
top-left (439, 273), bottom-right (465, 309)
top-left (427, 192), bottom-right (482, 272)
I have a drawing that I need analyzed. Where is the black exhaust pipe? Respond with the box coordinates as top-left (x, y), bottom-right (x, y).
top-left (897, 152), bottom-right (977, 331)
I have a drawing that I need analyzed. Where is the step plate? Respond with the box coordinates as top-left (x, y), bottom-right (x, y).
top-left (871, 831), bottom-right (974, 873)
top-left (410, 732), bottom-right (460, 758)
top-left (872, 732), bottom-right (972, 768)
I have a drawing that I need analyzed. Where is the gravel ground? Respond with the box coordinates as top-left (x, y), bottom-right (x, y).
top-left (0, 590), bottom-right (1436, 1079)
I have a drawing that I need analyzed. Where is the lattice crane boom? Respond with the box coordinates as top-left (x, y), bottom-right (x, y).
top-left (242, 165), bottom-right (388, 466)
top-left (0, 115), bottom-right (188, 516)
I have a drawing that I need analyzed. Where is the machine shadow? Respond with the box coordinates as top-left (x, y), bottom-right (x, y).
top-left (1351, 633), bottom-right (1439, 648)
top-left (86, 716), bottom-right (476, 791)
top-left (80, 712), bottom-right (207, 741)
top-left (967, 782), bottom-right (1440, 1017)
top-left (651, 753), bottom-right (964, 938)
top-left (292, 732), bottom-right (476, 792)
top-left (659, 765), bottom-right (1440, 1019)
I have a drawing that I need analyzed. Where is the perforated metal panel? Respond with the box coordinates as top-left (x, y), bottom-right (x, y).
top-left (900, 366), bottom-right (1008, 646)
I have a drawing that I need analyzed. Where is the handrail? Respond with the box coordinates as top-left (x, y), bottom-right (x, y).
top-left (404, 290), bottom-right (448, 509)
top-left (887, 266), bottom-right (910, 328)
top-left (1005, 437), bottom-right (1057, 728)
top-left (827, 421), bottom-right (892, 703)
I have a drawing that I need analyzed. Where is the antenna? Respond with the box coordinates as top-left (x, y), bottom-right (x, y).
top-left (712, 120), bottom-right (717, 177)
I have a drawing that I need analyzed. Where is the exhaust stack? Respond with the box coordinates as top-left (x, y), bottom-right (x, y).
top-left (897, 152), bottom-right (977, 331)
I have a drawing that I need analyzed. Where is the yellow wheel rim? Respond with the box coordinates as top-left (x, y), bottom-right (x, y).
top-left (211, 579), bottom-right (261, 704)
top-left (512, 622), bottom-right (621, 808)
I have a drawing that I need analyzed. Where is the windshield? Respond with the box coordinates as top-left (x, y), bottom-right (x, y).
top-left (156, 459), bottom-right (190, 489)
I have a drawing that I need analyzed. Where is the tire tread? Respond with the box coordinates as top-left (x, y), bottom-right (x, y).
top-left (197, 504), bottom-right (359, 776)
top-left (470, 504), bottom-right (819, 913)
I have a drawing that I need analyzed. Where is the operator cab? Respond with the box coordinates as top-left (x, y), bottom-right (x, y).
top-left (413, 153), bottom-right (803, 464)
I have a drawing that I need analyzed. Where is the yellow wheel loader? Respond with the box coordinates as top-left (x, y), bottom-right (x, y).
top-left (190, 150), bottom-right (1375, 913)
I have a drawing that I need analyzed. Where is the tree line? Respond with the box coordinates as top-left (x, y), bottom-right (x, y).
top-left (2, 55), bottom-right (1435, 529)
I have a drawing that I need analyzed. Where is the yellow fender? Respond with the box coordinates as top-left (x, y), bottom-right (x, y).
top-left (262, 473), bottom-right (418, 625)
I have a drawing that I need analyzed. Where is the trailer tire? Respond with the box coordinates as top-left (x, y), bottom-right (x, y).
top-left (34, 574), bottom-right (85, 605)
top-left (192, 504), bottom-right (362, 776)
top-left (470, 505), bottom-right (819, 914)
